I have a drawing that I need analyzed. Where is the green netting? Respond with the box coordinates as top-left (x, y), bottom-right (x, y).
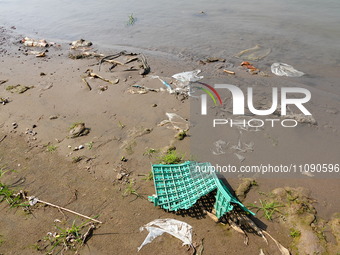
top-left (148, 161), bottom-right (254, 218)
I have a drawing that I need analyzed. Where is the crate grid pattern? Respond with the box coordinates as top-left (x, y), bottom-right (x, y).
top-left (149, 161), bottom-right (254, 218)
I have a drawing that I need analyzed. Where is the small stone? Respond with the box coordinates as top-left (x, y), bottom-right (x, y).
top-left (49, 115), bottom-right (58, 120)
top-left (116, 173), bottom-right (123, 180)
top-left (152, 104), bottom-right (157, 107)
top-left (78, 145), bottom-right (84, 150)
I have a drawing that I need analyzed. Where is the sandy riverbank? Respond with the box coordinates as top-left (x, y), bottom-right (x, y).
top-left (0, 26), bottom-right (339, 255)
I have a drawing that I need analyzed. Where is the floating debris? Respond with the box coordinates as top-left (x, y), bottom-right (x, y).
top-left (235, 45), bottom-right (271, 61)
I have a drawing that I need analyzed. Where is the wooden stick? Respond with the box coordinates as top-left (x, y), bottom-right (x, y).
top-left (0, 135), bottom-right (7, 143)
top-left (223, 69), bottom-right (235, 75)
top-left (37, 199), bottom-right (102, 224)
top-left (82, 78), bottom-right (92, 91)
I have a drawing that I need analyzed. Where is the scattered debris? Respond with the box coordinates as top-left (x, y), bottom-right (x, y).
top-left (127, 13), bottom-right (136, 26)
top-left (49, 115), bottom-right (58, 120)
top-left (70, 39), bottom-right (93, 49)
top-left (69, 51), bottom-right (104, 59)
top-left (235, 45), bottom-right (271, 61)
top-left (158, 113), bottom-right (189, 131)
top-left (27, 195), bottom-right (101, 223)
top-left (6, 84), bottom-right (32, 94)
top-left (0, 97), bottom-right (9, 105)
top-left (0, 79), bottom-right (9, 85)
top-left (240, 61), bottom-right (259, 74)
top-left (21, 37), bottom-right (49, 47)
top-left (99, 51), bottom-right (150, 75)
top-left (271, 63), bottom-right (304, 77)
top-left (211, 140), bottom-right (228, 155)
top-left (234, 153), bottom-right (245, 162)
top-left (85, 69), bottom-right (119, 84)
top-left (175, 130), bottom-right (187, 140)
top-left (82, 78), bottom-right (92, 90)
top-left (69, 123), bottom-right (90, 138)
top-left (172, 70), bottom-right (203, 87)
top-left (199, 57), bottom-right (226, 64)
top-left (223, 69), bottom-right (235, 75)
top-left (138, 219), bottom-right (192, 251)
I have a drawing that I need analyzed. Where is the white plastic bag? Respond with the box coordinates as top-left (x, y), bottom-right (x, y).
top-left (271, 63), bottom-right (304, 77)
top-left (138, 219), bottom-right (192, 251)
top-left (172, 70), bottom-right (203, 86)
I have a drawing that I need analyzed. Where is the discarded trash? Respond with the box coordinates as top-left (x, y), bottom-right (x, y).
top-left (263, 231), bottom-right (290, 255)
top-left (26, 50), bottom-right (46, 57)
top-left (172, 70), bottom-right (203, 86)
top-left (69, 51), bottom-right (104, 59)
top-left (70, 39), bottom-right (93, 48)
top-left (158, 113), bottom-right (189, 131)
top-left (150, 75), bottom-right (173, 92)
top-left (211, 140), bottom-right (228, 155)
top-left (85, 69), bottom-right (119, 84)
top-left (0, 97), bottom-right (9, 105)
top-left (240, 61), bottom-right (259, 74)
top-left (0, 79), bottom-right (8, 85)
top-left (21, 37), bottom-right (49, 47)
top-left (99, 51), bottom-right (150, 75)
top-left (6, 84), bottom-right (32, 94)
top-left (223, 69), bottom-right (235, 75)
top-left (149, 161), bottom-right (254, 218)
top-left (235, 45), bottom-right (271, 61)
top-left (69, 123), bottom-right (90, 138)
top-left (199, 57), bottom-right (226, 64)
top-left (138, 219), bottom-right (192, 251)
top-left (28, 196), bottom-right (102, 223)
top-left (82, 78), bottom-right (92, 90)
top-left (271, 63), bottom-right (304, 77)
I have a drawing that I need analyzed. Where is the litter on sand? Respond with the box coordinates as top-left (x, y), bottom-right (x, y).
top-left (148, 161), bottom-right (254, 219)
top-left (240, 61), bottom-right (259, 74)
top-left (158, 113), bottom-right (189, 131)
top-left (271, 63), bottom-right (304, 77)
top-left (70, 39), bottom-right (93, 48)
top-left (21, 37), bottom-right (50, 47)
top-left (235, 45), bottom-right (271, 61)
top-left (138, 219), bottom-right (192, 251)
top-left (172, 70), bottom-right (203, 86)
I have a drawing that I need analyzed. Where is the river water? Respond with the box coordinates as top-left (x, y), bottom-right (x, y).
top-left (1, 0), bottom-right (339, 65)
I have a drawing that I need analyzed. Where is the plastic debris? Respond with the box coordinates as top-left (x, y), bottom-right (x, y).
top-left (211, 140), bottom-right (228, 155)
top-left (21, 37), bottom-right (49, 47)
top-left (235, 45), bottom-right (271, 61)
top-left (6, 84), bottom-right (32, 94)
top-left (150, 76), bottom-right (173, 92)
top-left (158, 113), bottom-right (189, 131)
top-left (149, 161), bottom-right (254, 218)
top-left (70, 39), bottom-right (93, 48)
top-left (240, 61), bottom-right (259, 74)
top-left (138, 219), bottom-right (192, 251)
top-left (85, 69), bottom-right (119, 84)
top-left (172, 70), bottom-right (203, 87)
top-left (271, 63), bottom-right (304, 77)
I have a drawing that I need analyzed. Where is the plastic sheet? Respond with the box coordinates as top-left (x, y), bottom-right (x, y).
top-left (172, 70), bottom-right (203, 86)
top-left (138, 219), bottom-right (192, 251)
top-left (235, 45), bottom-right (271, 61)
top-left (271, 63), bottom-right (304, 77)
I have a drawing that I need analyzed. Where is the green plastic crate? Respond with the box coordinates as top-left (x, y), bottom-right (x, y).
top-left (149, 161), bottom-right (254, 218)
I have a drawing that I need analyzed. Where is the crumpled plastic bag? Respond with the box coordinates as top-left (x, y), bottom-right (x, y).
top-left (172, 70), bottom-right (203, 87)
top-left (138, 219), bottom-right (192, 251)
top-left (158, 113), bottom-right (189, 131)
top-left (271, 63), bottom-right (304, 77)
